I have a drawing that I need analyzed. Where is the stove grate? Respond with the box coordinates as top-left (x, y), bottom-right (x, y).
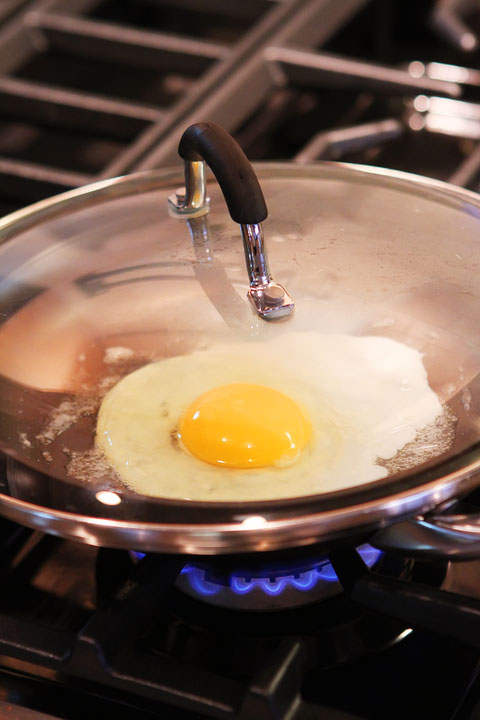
top-left (0, 0), bottom-right (366, 215)
top-left (0, 518), bottom-right (479, 719)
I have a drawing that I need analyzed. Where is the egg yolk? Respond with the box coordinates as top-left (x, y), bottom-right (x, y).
top-left (177, 383), bottom-right (311, 469)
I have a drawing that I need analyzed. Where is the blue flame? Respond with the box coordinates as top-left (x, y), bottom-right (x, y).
top-left (130, 544), bottom-right (383, 598)
top-left (188, 567), bottom-right (220, 595)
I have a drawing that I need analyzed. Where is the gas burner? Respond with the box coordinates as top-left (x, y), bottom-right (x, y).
top-left (176, 544), bottom-right (384, 610)
top-left (132, 545), bottom-right (382, 610)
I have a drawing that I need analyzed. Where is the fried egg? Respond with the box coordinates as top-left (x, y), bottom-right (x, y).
top-left (95, 332), bottom-right (444, 501)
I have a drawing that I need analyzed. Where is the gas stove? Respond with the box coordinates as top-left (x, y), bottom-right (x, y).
top-left (2, 1), bottom-right (480, 719)
top-left (0, 512), bottom-right (480, 720)
top-left (1, 1), bottom-right (480, 212)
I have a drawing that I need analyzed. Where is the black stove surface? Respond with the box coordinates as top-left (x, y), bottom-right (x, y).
top-left (232, 0), bottom-right (480, 186)
top-left (0, 511), bottom-right (479, 720)
top-left (4, 0), bottom-right (480, 213)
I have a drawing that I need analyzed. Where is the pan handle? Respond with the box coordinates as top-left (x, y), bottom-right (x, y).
top-left (168, 122), bottom-right (294, 321)
top-left (177, 121), bottom-right (268, 224)
top-left (371, 508), bottom-right (480, 559)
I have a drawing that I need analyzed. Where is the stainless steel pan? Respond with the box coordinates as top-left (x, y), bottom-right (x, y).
top-left (1, 123), bottom-right (480, 557)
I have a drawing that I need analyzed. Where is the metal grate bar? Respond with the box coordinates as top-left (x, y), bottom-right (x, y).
top-left (29, 11), bottom-right (230, 67)
top-left (294, 118), bottom-right (403, 162)
top-left (0, 76), bottom-right (163, 136)
top-left (0, 157), bottom-right (94, 186)
top-left (429, 0), bottom-right (479, 52)
top-left (0, 157), bottom-right (94, 200)
top-left (99, 9), bottom-right (308, 174)
top-left (0, 616), bottom-right (241, 717)
top-left (68, 554), bottom-right (185, 669)
top-left (111, 651), bottom-right (241, 718)
top-left (134, 4), bottom-right (461, 169)
top-left (0, 550), bottom-right (243, 718)
top-left (267, 46), bottom-right (462, 97)
top-left (449, 142), bottom-right (480, 187)
top-left (0, 0), bottom-right (325, 207)
top-left (239, 640), bottom-right (305, 719)
top-left (0, 0), bottom-right (30, 24)
top-left (330, 548), bottom-right (480, 650)
top-left (0, 613), bottom-right (74, 666)
top-left (108, 0), bottom-right (369, 173)
top-left (102, 53), bottom-right (279, 176)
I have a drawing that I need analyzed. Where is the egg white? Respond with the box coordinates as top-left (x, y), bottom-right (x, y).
top-left (95, 332), bottom-right (444, 501)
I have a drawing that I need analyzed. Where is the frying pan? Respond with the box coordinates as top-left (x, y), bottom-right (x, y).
top-left (1, 122), bottom-right (480, 558)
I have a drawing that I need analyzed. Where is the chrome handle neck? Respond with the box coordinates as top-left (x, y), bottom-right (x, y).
top-left (168, 160), bottom-right (210, 217)
top-left (241, 222), bottom-right (294, 320)
top-left (168, 159), bottom-right (294, 321)
top-left (241, 222), bottom-right (271, 288)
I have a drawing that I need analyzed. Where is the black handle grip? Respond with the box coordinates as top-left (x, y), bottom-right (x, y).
top-left (178, 122), bottom-right (268, 225)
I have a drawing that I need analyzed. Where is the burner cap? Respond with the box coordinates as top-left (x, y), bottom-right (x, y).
top-left (133, 544), bottom-right (382, 610)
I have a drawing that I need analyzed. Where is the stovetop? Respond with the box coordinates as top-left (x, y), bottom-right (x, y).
top-left (3, 0), bottom-right (480, 218)
top-left (0, 511), bottom-right (480, 720)
top-left (2, 1), bottom-right (480, 718)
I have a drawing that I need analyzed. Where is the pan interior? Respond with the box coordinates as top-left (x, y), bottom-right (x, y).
top-left (1, 164), bottom-right (480, 528)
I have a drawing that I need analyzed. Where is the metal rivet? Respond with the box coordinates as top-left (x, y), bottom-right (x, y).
top-left (263, 285), bottom-right (285, 305)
